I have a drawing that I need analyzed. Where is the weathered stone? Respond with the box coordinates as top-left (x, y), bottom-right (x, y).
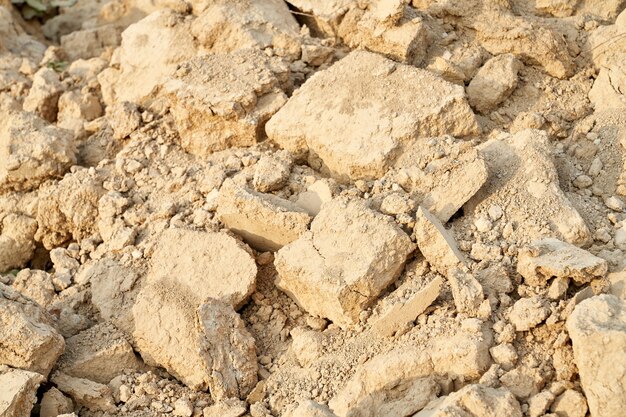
top-left (60, 25), bottom-right (121, 61)
top-left (509, 296), bottom-right (551, 331)
top-left (275, 197), bottom-right (415, 325)
top-left (414, 207), bottom-right (466, 276)
top-left (23, 67), bottom-right (64, 122)
top-left (550, 389), bottom-right (588, 417)
top-left (0, 109), bottom-right (75, 193)
top-left (266, 50), bottom-right (479, 182)
top-left (415, 384), bottom-right (523, 417)
top-left (517, 238), bottom-right (608, 287)
top-left (0, 284), bottom-right (65, 377)
top-left (567, 295), bottom-right (626, 417)
top-left (217, 179), bottom-right (311, 252)
top-left (252, 153), bottom-right (292, 193)
top-left (147, 228), bottom-right (257, 309)
top-left (0, 367), bottom-right (44, 417)
top-left (164, 49), bottom-right (288, 156)
top-left (40, 387), bottom-right (74, 417)
top-left (51, 372), bottom-right (116, 412)
top-left (284, 0), bottom-right (353, 37)
top-left (55, 322), bottom-right (143, 384)
top-left (0, 214), bottom-right (37, 273)
top-left (500, 366), bottom-right (546, 399)
top-left (285, 400), bottom-right (337, 417)
top-left (467, 53), bottom-right (522, 113)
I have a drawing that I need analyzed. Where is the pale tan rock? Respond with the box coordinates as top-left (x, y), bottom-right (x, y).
top-left (489, 343), bottom-right (518, 371)
top-left (191, 0), bottom-right (300, 56)
top-left (58, 90), bottom-right (103, 124)
top-left (0, 109), bottom-right (75, 193)
top-left (499, 366), bottom-right (546, 399)
top-left (447, 267), bottom-right (485, 315)
top-left (60, 25), bottom-right (121, 61)
top-left (217, 179), bottom-right (311, 252)
top-left (284, 0), bottom-right (353, 37)
top-left (609, 269), bottom-right (626, 300)
top-left (98, 9), bottom-right (197, 106)
top-left (202, 398), bottom-right (247, 417)
top-left (467, 129), bottom-right (591, 246)
top-left (338, 2), bottom-right (430, 66)
top-left (11, 269), bottom-right (55, 306)
top-left (589, 59), bottom-right (626, 111)
top-left (266, 51), bottom-right (479, 182)
top-left (371, 275), bottom-right (442, 337)
top-left (285, 400), bottom-right (337, 417)
top-left (509, 296), bottom-right (551, 331)
top-left (535, 0), bottom-right (578, 17)
top-left (415, 384), bottom-right (522, 417)
top-left (473, 12), bottom-right (574, 79)
top-left (147, 228), bottom-right (257, 309)
top-left (252, 153), bottom-right (292, 193)
top-left (386, 137), bottom-right (488, 223)
top-left (23, 67), bottom-right (64, 122)
top-left (429, 326), bottom-right (493, 379)
top-left (163, 49), bottom-right (288, 156)
top-left (329, 349), bottom-right (439, 417)
top-left (55, 322), bottom-right (143, 384)
top-left (40, 387), bottom-right (74, 417)
top-left (51, 372), bottom-right (116, 412)
top-left (467, 53), bottom-right (522, 113)
top-left (550, 389), bottom-right (588, 417)
top-left (0, 284), bottom-right (65, 377)
top-left (107, 101), bottom-right (141, 140)
top-left (528, 391), bottom-right (556, 417)
top-left (517, 238), bottom-right (608, 287)
top-left (133, 288), bottom-right (258, 398)
top-left (0, 214), bottom-right (37, 273)
top-left (0, 367), bottom-right (44, 417)
top-left (35, 168), bottom-right (104, 249)
top-left (275, 197), bottom-right (415, 325)
top-left (290, 329), bottom-right (324, 368)
top-left (414, 207), bottom-right (466, 276)
top-left (567, 295), bottom-right (626, 417)
top-left (295, 179), bottom-right (335, 216)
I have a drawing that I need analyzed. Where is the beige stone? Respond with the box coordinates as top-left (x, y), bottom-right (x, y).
top-left (55, 322), bottom-right (143, 384)
top-left (567, 295), bottom-right (626, 417)
top-left (0, 214), bottom-right (37, 273)
top-left (266, 50), bottom-right (479, 182)
top-left (23, 67), bottom-right (64, 122)
top-left (415, 384), bottom-right (522, 417)
top-left (60, 25), bottom-right (121, 61)
top-left (285, 400), bottom-right (337, 417)
top-left (163, 49), bottom-right (288, 156)
top-left (0, 367), bottom-right (44, 417)
top-left (0, 284), bottom-right (65, 377)
top-left (202, 398), bottom-right (247, 417)
top-left (509, 296), bottom-right (551, 331)
top-left (414, 207), bottom-right (466, 276)
top-left (295, 179), bottom-right (335, 216)
top-left (275, 197), bottom-right (415, 325)
top-left (429, 327), bottom-right (493, 379)
top-left (40, 387), bottom-right (74, 417)
top-left (499, 366), bottom-right (546, 399)
top-left (467, 54), bottom-right (522, 113)
top-left (284, 0), bottom-right (353, 37)
top-left (517, 238), bottom-right (608, 287)
top-left (51, 372), bottom-right (116, 412)
top-left (217, 179), bottom-right (311, 252)
top-left (550, 389), bottom-right (588, 417)
top-left (147, 228), bottom-right (257, 309)
top-left (0, 109), bottom-right (75, 193)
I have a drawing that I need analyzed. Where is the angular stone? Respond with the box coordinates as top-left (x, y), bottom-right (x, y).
top-left (51, 372), bottom-right (116, 412)
top-left (500, 366), bottom-right (546, 399)
top-left (414, 207), bottom-right (466, 276)
top-left (447, 267), bottom-right (485, 315)
top-left (329, 350), bottom-right (439, 417)
top-left (509, 296), bottom-right (551, 332)
top-left (0, 109), bottom-right (75, 193)
top-left (147, 228), bottom-right (257, 309)
top-left (275, 197), bottom-right (415, 325)
top-left (285, 400), bottom-right (337, 417)
top-left (550, 389), bottom-right (588, 417)
top-left (338, 2), bottom-right (430, 66)
top-left (40, 387), bottom-right (74, 417)
top-left (467, 129), bottom-right (591, 245)
top-left (133, 287), bottom-right (258, 398)
top-left (217, 179), bottom-right (311, 252)
top-left (371, 275), bottom-right (442, 337)
top-left (163, 49), bottom-right (288, 156)
top-left (284, 0), bottom-right (353, 37)
top-left (517, 238), bottom-right (608, 287)
top-left (0, 367), bottom-right (44, 417)
top-left (0, 214), bottom-right (37, 273)
top-left (0, 284), bottom-right (65, 377)
top-left (467, 53), bottom-right (522, 113)
top-left (55, 322), bottom-right (143, 384)
top-left (23, 67), bottom-right (64, 122)
top-left (415, 384), bottom-right (523, 417)
top-left (266, 50), bottom-right (479, 182)
top-left (567, 295), bottom-right (626, 417)
top-left (429, 326), bottom-right (493, 380)
top-left (60, 25), bottom-right (121, 61)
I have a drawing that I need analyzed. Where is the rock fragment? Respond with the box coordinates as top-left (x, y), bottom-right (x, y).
top-left (0, 214), bottom-right (37, 273)
top-left (60, 25), bottom-right (121, 61)
top-left (499, 366), bottom-right (546, 399)
top-left (338, 1), bottom-right (430, 65)
top-left (284, 0), bottom-right (353, 37)
top-left (415, 384), bottom-right (522, 417)
top-left (467, 54), bottom-right (522, 113)
top-left (163, 49), bottom-right (288, 156)
top-left (275, 197), bottom-right (415, 325)
top-left (509, 296), bottom-right (551, 331)
top-left (467, 129), bottom-right (591, 245)
top-left (0, 366), bottom-right (44, 417)
top-left (566, 295), bottom-right (626, 417)
top-left (517, 238), bottom-right (608, 287)
top-left (0, 109), bottom-right (76, 193)
top-left (40, 387), bottom-right (74, 417)
top-left (285, 400), bottom-right (337, 417)
top-left (266, 50), bottom-right (479, 182)
top-left (51, 372), bottom-right (116, 412)
top-left (55, 322), bottom-right (143, 384)
top-left (0, 283), bottom-right (65, 377)
top-left (295, 179), bottom-right (335, 216)
top-left (23, 67), bottom-right (64, 122)
top-left (329, 350), bottom-right (439, 417)
top-left (252, 153), bottom-right (292, 193)
top-left (147, 228), bottom-right (257, 309)
top-left (217, 179), bottom-right (311, 252)
top-left (550, 389), bottom-right (588, 417)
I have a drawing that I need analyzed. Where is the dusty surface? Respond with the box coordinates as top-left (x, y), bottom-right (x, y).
top-left (0, 0), bottom-right (626, 417)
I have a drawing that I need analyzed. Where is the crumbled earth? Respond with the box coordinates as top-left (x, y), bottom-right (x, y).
top-left (1, 1), bottom-right (626, 417)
